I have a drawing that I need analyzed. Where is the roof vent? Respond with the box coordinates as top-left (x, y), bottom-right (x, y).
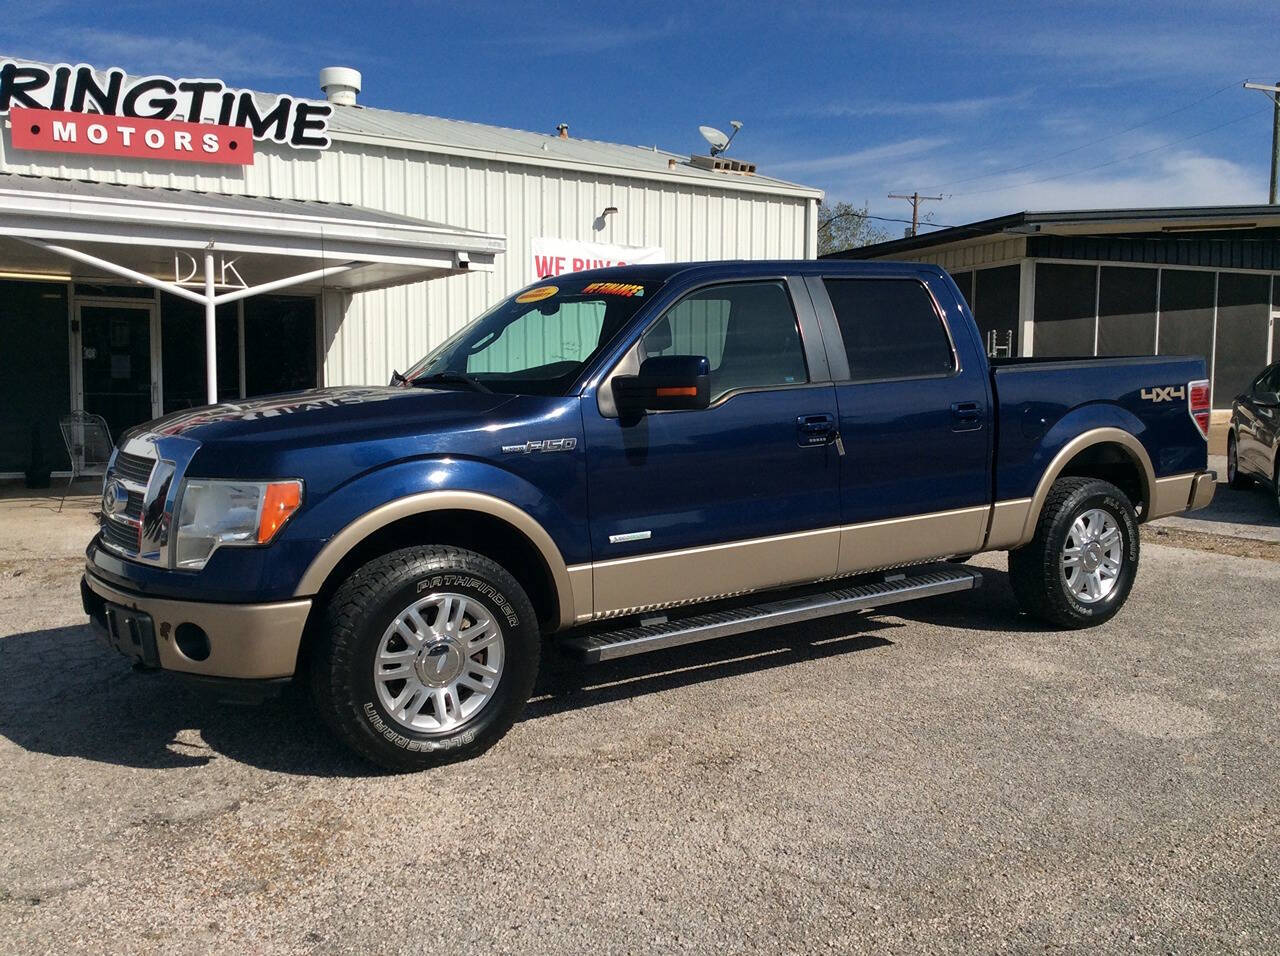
top-left (556, 123), bottom-right (570, 139)
top-left (688, 154), bottom-right (756, 175)
top-left (319, 67), bottom-right (362, 106)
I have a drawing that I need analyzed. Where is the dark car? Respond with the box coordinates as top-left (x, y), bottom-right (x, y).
top-left (1228, 363), bottom-right (1280, 511)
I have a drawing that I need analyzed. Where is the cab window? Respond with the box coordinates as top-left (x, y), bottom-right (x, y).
top-left (640, 281), bottom-right (807, 403)
top-left (823, 278), bottom-right (955, 382)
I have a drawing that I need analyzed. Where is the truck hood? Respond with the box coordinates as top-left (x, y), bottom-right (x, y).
top-left (130, 385), bottom-right (517, 447)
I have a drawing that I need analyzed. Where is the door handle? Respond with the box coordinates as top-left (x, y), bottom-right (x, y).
top-left (950, 401), bottom-right (983, 432)
top-left (797, 413), bottom-right (837, 447)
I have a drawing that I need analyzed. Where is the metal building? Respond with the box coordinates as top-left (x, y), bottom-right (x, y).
top-left (828, 206), bottom-right (1280, 443)
top-left (0, 59), bottom-right (821, 477)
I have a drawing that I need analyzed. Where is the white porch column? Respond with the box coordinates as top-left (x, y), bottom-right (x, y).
top-left (204, 249), bottom-right (218, 405)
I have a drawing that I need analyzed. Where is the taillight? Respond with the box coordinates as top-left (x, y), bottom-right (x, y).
top-left (1188, 379), bottom-right (1210, 440)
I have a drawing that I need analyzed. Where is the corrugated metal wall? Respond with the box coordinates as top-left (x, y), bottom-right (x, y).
top-left (1, 138), bottom-right (815, 386)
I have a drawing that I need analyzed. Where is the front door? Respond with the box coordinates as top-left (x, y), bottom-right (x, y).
top-left (77, 302), bottom-right (159, 442)
top-left (584, 278), bottom-right (841, 617)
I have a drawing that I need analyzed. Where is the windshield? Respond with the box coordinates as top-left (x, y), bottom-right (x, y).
top-left (402, 278), bottom-right (662, 395)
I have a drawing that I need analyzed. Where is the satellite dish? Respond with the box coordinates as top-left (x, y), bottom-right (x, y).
top-left (699, 120), bottom-right (744, 156)
top-left (699, 125), bottom-right (729, 152)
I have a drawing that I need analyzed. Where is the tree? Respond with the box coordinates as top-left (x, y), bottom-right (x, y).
top-left (816, 200), bottom-right (889, 256)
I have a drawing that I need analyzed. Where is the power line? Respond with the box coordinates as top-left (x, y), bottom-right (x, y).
top-left (888, 191), bottom-right (943, 236)
top-left (951, 106), bottom-right (1271, 198)
top-left (923, 80), bottom-right (1241, 192)
top-left (854, 214), bottom-right (1280, 245)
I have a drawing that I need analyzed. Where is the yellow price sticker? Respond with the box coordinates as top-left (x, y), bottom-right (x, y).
top-left (515, 285), bottom-right (558, 304)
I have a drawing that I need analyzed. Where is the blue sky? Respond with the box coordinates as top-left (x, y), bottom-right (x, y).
top-left (8, 0), bottom-right (1280, 233)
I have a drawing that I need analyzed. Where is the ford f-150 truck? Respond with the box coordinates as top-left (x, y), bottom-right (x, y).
top-left (82, 260), bottom-right (1216, 770)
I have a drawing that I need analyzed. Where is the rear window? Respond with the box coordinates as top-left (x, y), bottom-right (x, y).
top-left (823, 278), bottom-right (955, 382)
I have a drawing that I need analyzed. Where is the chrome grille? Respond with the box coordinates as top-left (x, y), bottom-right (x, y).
top-left (99, 450), bottom-right (155, 558)
top-left (113, 451), bottom-right (154, 485)
top-left (101, 517), bottom-right (141, 553)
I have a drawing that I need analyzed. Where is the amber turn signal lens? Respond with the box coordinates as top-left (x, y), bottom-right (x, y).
top-left (258, 481), bottom-right (302, 544)
top-left (655, 386), bottom-right (698, 397)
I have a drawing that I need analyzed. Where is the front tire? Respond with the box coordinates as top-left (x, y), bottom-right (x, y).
top-left (1008, 477), bottom-right (1140, 629)
top-left (1227, 432), bottom-right (1251, 489)
top-left (310, 545), bottom-right (540, 772)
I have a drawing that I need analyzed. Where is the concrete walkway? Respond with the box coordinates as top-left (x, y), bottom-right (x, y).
top-left (0, 482), bottom-right (100, 562)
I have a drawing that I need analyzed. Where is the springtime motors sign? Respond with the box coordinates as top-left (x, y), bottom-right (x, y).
top-left (1, 60), bottom-right (333, 165)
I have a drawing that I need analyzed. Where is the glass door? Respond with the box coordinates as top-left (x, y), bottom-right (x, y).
top-left (76, 301), bottom-right (159, 442)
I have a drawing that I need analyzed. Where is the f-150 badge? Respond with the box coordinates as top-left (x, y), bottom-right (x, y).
top-left (501, 438), bottom-right (578, 454)
top-left (1141, 386), bottom-right (1185, 403)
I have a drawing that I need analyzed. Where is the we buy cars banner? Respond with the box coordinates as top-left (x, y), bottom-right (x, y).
top-left (532, 237), bottom-right (666, 280)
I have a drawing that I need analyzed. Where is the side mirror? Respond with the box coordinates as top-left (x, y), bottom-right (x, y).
top-left (613, 355), bottom-right (711, 414)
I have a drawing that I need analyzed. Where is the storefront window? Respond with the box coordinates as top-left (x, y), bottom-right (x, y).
top-left (0, 281), bottom-right (70, 473)
top-left (244, 295), bottom-right (318, 396)
top-left (160, 293), bottom-right (239, 413)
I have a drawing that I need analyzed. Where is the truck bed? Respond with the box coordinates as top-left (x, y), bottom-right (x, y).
top-left (989, 354), bottom-right (1209, 505)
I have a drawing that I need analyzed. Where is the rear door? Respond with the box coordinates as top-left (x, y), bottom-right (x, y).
top-left (807, 271), bottom-right (993, 574)
top-left (583, 276), bottom-right (841, 617)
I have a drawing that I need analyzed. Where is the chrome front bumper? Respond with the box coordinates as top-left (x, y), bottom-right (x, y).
top-left (82, 571), bottom-right (311, 679)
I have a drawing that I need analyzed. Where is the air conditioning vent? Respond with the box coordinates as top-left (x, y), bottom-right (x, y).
top-left (688, 154), bottom-right (756, 175)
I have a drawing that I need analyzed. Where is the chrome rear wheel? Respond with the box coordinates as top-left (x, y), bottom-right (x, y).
top-left (1060, 508), bottom-right (1123, 604)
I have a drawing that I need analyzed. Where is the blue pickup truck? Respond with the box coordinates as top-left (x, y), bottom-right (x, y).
top-left (83, 260), bottom-right (1215, 770)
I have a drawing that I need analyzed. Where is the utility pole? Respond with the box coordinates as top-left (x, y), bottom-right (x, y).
top-left (1243, 81), bottom-right (1280, 204)
top-left (888, 191), bottom-right (943, 237)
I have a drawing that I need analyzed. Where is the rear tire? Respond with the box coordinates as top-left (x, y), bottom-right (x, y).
top-left (1227, 432), bottom-right (1251, 489)
top-left (310, 545), bottom-right (540, 772)
top-left (1008, 477), bottom-right (1140, 629)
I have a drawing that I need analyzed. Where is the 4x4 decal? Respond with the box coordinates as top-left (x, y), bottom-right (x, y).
top-left (1141, 386), bottom-right (1185, 403)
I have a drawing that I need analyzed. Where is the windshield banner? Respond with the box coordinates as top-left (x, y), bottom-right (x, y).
top-left (532, 237), bottom-right (666, 280)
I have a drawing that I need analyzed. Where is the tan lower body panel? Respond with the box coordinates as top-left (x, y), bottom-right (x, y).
top-left (984, 498), bottom-right (1034, 550)
top-left (1189, 471), bottom-right (1216, 512)
top-left (1149, 472), bottom-right (1202, 520)
top-left (590, 526), bottom-right (841, 619)
top-left (588, 505), bottom-right (994, 621)
top-left (837, 505), bottom-right (990, 575)
top-left (85, 572), bottom-right (311, 679)
top-left (567, 563), bottom-right (594, 624)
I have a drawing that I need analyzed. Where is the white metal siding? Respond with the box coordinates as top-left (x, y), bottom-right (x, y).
top-left (1, 137), bottom-right (815, 385)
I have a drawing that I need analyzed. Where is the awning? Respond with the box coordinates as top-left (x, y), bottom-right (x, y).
top-left (0, 173), bottom-right (505, 402)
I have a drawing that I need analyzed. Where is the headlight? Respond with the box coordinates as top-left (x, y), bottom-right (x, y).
top-left (174, 479), bottom-right (302, 570)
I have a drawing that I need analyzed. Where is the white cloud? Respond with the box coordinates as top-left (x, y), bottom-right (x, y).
top-left (4, 26), bottom-right (349, 85)
top-left (795, 90), bottom-right (1033, 120)
top-left (484, 22), bottom-right (681, 54)
top-left (861, 149), bottom-right (1269, 231)
top-left (768, 136), bottom-right (948, 175)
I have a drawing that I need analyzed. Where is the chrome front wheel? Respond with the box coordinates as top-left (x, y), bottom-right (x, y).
top-left (1060, 508), bottom-right (1123, 604)
top-left (373, 592), bottom-right (506, 735)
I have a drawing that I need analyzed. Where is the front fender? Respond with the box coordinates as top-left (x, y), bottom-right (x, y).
top-left (285, 458), bottom-right (587, 627)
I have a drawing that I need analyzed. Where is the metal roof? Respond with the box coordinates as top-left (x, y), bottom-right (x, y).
top-left (327, 103), bottom-right (821, 198)
top-left (0, 170), bottom-right (497, 236)
top-left (827, 204), bottom-right (1280, 260)
top-left (0, 57), bottom-right (820, 200)
top-left (0, 171), bottom-right (505, 290)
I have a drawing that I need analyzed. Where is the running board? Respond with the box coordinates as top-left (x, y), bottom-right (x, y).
top-left (562, 564), bottom-right (983, 663)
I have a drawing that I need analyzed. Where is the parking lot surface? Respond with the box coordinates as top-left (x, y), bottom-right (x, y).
top-left (1, 488), bottom-right (1277, 953)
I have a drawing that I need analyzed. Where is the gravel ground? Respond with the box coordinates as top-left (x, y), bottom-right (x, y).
top-left (0, 495), bottom-right (1277, 953)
